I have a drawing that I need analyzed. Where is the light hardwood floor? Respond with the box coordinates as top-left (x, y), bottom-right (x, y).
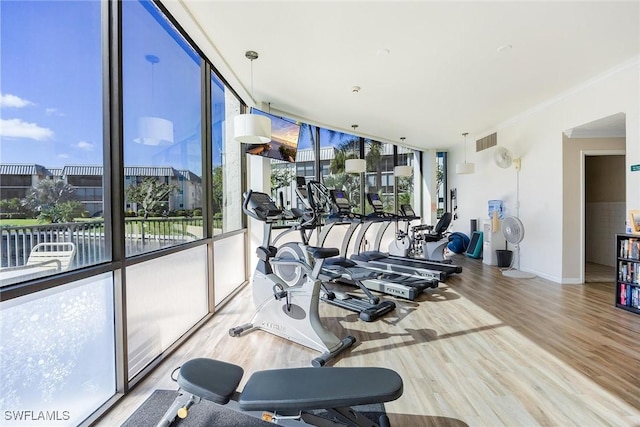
top-left (95, 255), bottom-right (640, 427)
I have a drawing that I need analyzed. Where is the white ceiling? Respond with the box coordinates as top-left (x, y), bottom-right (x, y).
top-left (175, 0), bottom-right (639, 150)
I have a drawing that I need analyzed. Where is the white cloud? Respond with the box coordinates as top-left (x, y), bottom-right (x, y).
top-left (0, 93), bottom-right (34, 108)
top-left (0, 118), bottom-right (53, 141)
top-left (57, 153), bottom-right (70, 159)
top-left (75, 141), bottom-right (94, 151)
top-left (46, 108), bottom-right (65, 117)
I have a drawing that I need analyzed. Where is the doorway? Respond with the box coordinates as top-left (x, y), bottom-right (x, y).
top-left (584, 154), bottom-right (626, 282)
top-left (563, 112), bottom-right (626, 284)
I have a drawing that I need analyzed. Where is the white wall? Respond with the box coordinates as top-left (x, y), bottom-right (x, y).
top-left (449, 58), bottom-right (639, 283)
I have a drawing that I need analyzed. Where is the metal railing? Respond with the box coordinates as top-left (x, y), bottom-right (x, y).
top-left (1, 217), bottom-right (209, 268)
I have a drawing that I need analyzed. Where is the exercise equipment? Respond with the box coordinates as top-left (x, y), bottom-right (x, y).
top-left (229, 190), bottom-right (355, 367)
top-left (368, 199), bottom-right (462, 281)
top-left (394, 204), bottom-right (452, 262)
top-left (157, 357), bottom-right (403, 427)
top-left (464, 231), bottom-right (483, 259)
top-left (272, 187), bottom-right (396, 322)
top-left (317, 186), bottom-right (439, 300)
top-left (447, 232), bottom-right (470, 254)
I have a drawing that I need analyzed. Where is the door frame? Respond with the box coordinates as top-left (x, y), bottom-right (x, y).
top-left (580, 149), bottom-right (626, 283)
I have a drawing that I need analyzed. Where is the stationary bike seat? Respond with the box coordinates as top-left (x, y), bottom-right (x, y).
top-left (177, 358), bottom-right (244, 405)
top-left (238, 366), bottom-right (403, 411)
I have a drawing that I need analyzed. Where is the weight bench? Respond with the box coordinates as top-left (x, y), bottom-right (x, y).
top-left (157, 358), bottom-right (403, 427)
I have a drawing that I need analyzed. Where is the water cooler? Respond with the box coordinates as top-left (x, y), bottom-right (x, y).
top-left (482, 219), bottom-right (506, 265)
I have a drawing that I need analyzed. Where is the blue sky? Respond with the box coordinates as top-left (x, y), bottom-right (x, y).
top-left (0, 0), bottom-right (103, 167)
top-left (0, 0), bottom-right (203, 174)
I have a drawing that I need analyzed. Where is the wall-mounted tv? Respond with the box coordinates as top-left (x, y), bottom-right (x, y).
top-left (244, 109), bottom-right (300, 163)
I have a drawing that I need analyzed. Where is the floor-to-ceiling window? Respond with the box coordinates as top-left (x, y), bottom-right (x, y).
top-left (365, 141), bottom-right (395, 213)
top-left (122, 0), bottom-right (203, 257)
top-left (0, 0), bottom-right (108, 284)
top-left (397, 145), bottom-right (416, 212)
top-left (0, 1), bottom-right (115, 424)
top-left (122, 0), bottom-right (208, 380)
top-left (321, 128), bottom-right (362, 213)
top-left (211, 71), bottom-right (247, 305)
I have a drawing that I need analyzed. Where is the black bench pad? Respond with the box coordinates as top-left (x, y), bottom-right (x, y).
top-left (178, 358), bottom-right (244, 405)
top-left (238, 367), bottom-right (403, 411)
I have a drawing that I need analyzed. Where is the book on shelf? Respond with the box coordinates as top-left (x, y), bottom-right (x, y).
top-left (621, 238), bottom-right (639, 259)
top-left (620, 283), bottom-right (628, 305)
top-left (632, 286), bottom-right (640, 309)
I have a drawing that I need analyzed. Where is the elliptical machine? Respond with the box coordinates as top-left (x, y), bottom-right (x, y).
top-left (229, 190), bottom-right (355, 367)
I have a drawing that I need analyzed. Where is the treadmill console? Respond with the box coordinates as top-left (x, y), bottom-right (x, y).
top-left (330, 189), bottom-right (352, 213)
top-left (244, 191), bottom-right (282, 221)
top-left (367, 193), bottom-right (384, 213)
top-left (400, 204), bottom-right (415, 217)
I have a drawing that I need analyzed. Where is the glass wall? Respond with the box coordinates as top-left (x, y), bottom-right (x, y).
top-left (126, 246), bottom-right (208, 379)
top-left (211, 72), bottom-right (243, 235)
top-left (0, 0), bottom-right (107, 286)
top-left (436, 151), bottom-right (448, 218)
top-left (0, 274), bottom-right (115, 426)
top-left (122, 0), bottom-right (203, 256)
top-left (364, 141), bottom-right (395, 213)
top-left (397, 146), bottom-right (416, 212)
top-left (321, 128), bottom-right (362, 213)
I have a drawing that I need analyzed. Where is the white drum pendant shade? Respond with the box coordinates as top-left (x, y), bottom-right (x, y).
top-left (135, 116), bottom-right (174, 145)
top-left (345, 158), bottom-right (366, 173)
top-left (455, 162), bottom-right (475, 174)
top-left (394, 165), bottom-right (413, 177)
top-left (234, 114), bottom-right (271, 143)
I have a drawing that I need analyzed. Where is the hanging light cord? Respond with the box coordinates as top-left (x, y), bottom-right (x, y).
top-left (250, 58), bottom-right (254, 100)
top-left (462, 132), bottom-right (469, 163)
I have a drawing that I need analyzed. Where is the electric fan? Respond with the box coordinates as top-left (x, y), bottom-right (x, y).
top-left (494, 146), bottom-right (513, 169)
top-left (501, 216), bottom-right (536, 279)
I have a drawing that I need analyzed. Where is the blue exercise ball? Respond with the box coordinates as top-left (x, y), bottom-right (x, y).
top-left (448, 232), bottom-right (470, 254)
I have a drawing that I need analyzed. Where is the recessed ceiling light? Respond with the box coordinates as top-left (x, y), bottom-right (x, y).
top-left (351, 86), bottom-right (361, 93)
top-left (376, 48), bottom-right (390, 56)
top-left (497, 44), bottom-right (512, 53)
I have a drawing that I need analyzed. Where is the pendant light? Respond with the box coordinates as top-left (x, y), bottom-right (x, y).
top-left (345, 124), bottom-right (366, 173)
top-left (234, 51), bottom-right (271, 143)
top-left (394, 137), bottom-right (413, 177)
top-left (135, 54), bottom-right (174, 145)
top-left (455, 132), bottom-right (475, 174)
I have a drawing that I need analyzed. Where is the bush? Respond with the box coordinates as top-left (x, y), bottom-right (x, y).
top-left (193, 208), bottom-right (202, 216)
top-left (125, 210), bottom-right (137, 217)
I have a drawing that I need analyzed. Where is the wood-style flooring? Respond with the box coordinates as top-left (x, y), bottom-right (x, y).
top-left (94, 255), bottom-right (640, 427)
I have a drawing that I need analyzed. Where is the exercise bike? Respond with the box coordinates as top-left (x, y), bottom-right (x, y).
top-left (229, 190), bottom-right (355, 367)
top-left (157, 357), bottom-right (403, 426)
top-left (395, 204), bottom-right (453, 263)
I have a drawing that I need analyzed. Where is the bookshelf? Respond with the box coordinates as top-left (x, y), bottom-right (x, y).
top-left (616, 233), bottom-right (640, 314)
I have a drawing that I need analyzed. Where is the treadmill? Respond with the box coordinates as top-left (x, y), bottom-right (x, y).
top-left (315, 185), bottom-right (438, 300)
top-left (272, 180), bottom-right (397, 321)
top-left (352, 193), bottom-right (462, 277)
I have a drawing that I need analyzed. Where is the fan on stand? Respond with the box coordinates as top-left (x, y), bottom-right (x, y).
top-left (501, 216), bottom-right (535, 278)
